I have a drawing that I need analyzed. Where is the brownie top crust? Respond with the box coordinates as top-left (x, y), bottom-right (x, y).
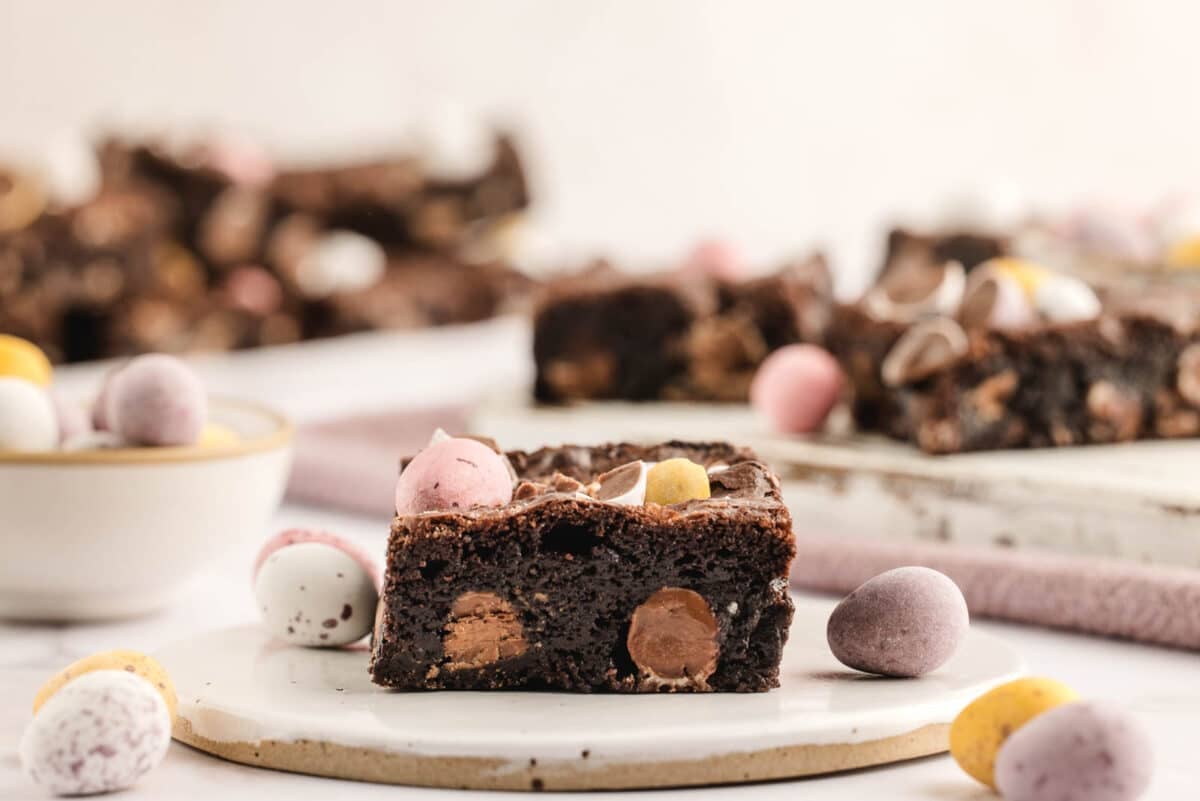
top-left (392, 440), bottom-right (791, 540)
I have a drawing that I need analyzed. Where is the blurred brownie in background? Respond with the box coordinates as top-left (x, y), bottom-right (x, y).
top-left (532, 254), bottom-right (833, 403)
top-left (0, 131), bottom-right (532, 363)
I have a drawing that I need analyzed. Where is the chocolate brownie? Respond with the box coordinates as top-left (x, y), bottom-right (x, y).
top-left (532, 256), bottom-right (832, 403)
top-left (0, 132), bottom-right (533, 363)
top-left (369, 441), bottom-right (795, 693)
top-left (828, 303), bottom-right (1200, 453)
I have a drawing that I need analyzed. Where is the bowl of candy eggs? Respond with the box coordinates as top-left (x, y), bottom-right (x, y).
top-left (0, 336), bottom-right (293, 621)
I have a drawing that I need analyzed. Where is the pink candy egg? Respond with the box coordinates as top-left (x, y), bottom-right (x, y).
top-left (253, 529), bottom-right (381, 589)
top-left (750, 344), bottom-right (844, 434)
top-left (50, 391), bottom-right (90, 444)
top-left (91, 362), bottom-right (126, 432)
top-left (680, 239), bottom-right (747, 282)
top-left (106, 354), bottom-right (207, 446)
top-left (395, 437), bottom-right (514, 515)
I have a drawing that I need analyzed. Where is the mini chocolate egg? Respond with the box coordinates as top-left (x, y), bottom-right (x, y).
top-left (1034, 273), bottom-right (1101, 323)
top-left (959, 265), bottom-right (1038, 330)
top-left (20, 670), bottom-right (171, 796)
top-left (645, 458), bottom-right (711, 505)
top-left (0, 377), bottom-right (58, 451)
top-left (106, 354), bottom-right (206, 446)
top-left (680, 239), bottom-right (747, 283)
top-left (826, 566), bottom-right (968, 678)
top-left (594, 460), bottom-right (649, 505)
top-left (950, 676), bottom-right (1080, 788)
top-left (294, 230), bottom-right (386, 298)
top-left (750, 344), bottom-right (844, 434)
top-left (0, 334), bottom-right (52, 385)
top-left (1167, 234), bottom-right (1200, 269)
top-left (199, 421), bottom-right (240, 447)
top-left (415, 99), bottom-right (495, 180)
top-left (62, 430), bottom-right (127, 451)
top-left (254, 534), bottom-right (380, 647)
top-left (91, 363), bottom-right (125, 431)
top-left (995, 701), bottom-right (1152, 801)
top-left (49, 391), bottom-right (90, 444)
top-left (33, 649), bottom-right (178, 722)
top-left (395, 436), bottom-right (514, 515)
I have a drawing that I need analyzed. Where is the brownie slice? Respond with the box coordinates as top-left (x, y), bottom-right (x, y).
top-left (369, 441), bottom-right (795, 693)
top-left (828, 304), bottom-right (1200, 453)
top-left (532, 256), bottom-right (832, 403)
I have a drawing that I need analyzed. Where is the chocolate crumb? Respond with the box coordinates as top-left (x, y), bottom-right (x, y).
top-left (341, 604), bottom-right (353, 620)
top-left (322, 618), bottom-right (338, 629)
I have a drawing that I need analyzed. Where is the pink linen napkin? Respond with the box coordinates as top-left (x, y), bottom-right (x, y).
top-left (286, 406), bottom-right (468, 517)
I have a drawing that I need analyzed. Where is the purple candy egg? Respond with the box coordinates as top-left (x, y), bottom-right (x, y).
top-left (826, 566), bottom-right (969, 677)
top-left (91, 363), bottom-right (126, 431)
top-left (50, 391), bottom-right (91, 444)
top-left (106, 354), bottom-right (207, 446)
top-left (395, 437), bottom-right (514, 515)
top-left (995, 701), bottom-right (1153, 801)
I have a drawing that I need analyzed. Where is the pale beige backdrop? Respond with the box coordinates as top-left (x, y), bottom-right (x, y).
top-left (2, 0), bottom-right (1198, 292)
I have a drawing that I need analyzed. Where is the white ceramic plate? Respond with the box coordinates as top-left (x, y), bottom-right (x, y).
top-left (159, 596), bottom-right (1022, 791)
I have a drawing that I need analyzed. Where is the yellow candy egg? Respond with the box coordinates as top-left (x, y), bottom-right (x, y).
top-left (645, 458), bottom-right (711, 505)
top-left (33, 649), bottom-right (178, 723)
top-left (949, 676), bottom-right (1078, 788)
top-left (199, 422), bottom-right (240, 447)
top-left (983, 258), bottom-right (1050, 298)
top-left (1166, 235), bottom-right (1200, 269)
top-left (0, 334), bottom-right (52, 386)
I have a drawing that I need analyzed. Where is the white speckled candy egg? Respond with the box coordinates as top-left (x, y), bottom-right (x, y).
top-left (20, 670), bottom-right (170, 796)
top-left (254, 542), bottom-right (379, 647)
top-left (0, 377), bottom-right (58, 451)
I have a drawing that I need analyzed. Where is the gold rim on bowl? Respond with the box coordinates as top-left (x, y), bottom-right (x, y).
top-left (0, 396), bottom-right (294, 466)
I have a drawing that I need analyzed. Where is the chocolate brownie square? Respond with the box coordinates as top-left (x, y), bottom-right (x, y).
top-left (369, 441), bottom-right (795, 692)
top-left (532, 256), bottom-right (832, 403)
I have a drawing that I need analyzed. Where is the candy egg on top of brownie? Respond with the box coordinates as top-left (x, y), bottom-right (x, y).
top-left (377, 434), bottom-right (794, 692)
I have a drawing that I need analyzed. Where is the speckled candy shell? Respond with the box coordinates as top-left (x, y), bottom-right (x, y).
top-left (394, 436), bottom-right (514, 515)
top-left (995, 701), bottom-right (1153, 801)
top-left (20, 670), bottom-right (171, 796)
top-left (254, 541), bottom-right (380, 647)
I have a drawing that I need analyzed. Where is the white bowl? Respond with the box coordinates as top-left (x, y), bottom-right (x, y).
top-left (0, 397), bottom-right (293, 621)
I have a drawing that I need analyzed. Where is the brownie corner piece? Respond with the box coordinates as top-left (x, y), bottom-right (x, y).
top-left (369, 441), bottom-right (795, 693)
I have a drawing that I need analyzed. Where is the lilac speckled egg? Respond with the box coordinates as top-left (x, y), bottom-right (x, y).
top-left (827, 566), bottom-right (969, 677)
top-left (50, 391), bottom-right (91, 444)
top-left (106, 354), bottom-right (207, 446)
top-left (750, 344), bottom-right (844, 434)
top-left (995, 701), bottom-right (1153, 801)
top-left (20, 670), bottom-right (170, 796)
top-left (254, 540), bottom-right (379, 647)
top-left (395, 436), bottom-right (514, 515)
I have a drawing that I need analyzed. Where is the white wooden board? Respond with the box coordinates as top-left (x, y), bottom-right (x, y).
top-left (472, 395), bottom-right (1200, 568)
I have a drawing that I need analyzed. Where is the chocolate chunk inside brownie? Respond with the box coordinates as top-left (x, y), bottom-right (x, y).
top-left (369, 441), bottom-right (795, 692)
